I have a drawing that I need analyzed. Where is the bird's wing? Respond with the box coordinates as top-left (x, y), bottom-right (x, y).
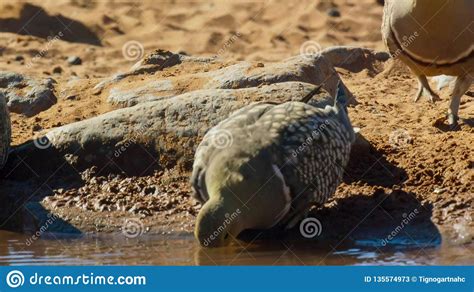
top-left (191, 102), bottom-right (275, 203)
top-left (252, 102), bottom-right (353, 226)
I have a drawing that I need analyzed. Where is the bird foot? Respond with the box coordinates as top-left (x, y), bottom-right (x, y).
top-left (428, 93), bottom-right (441, 103)
top-left (447, 113), bottom-right (459, 128)
top-left (433, 115), bottom-right (460, 132)
top-left (414, 88), bottom-right (423, 103)
top-left (414, 88), bottom-right (441, 103)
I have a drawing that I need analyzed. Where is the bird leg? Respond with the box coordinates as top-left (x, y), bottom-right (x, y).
top-left (447, 74), bottom-right (473, 126)
top-left (415, 75), bottom-right (440, 103)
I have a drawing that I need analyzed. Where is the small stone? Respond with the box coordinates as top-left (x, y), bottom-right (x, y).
top-left (15, 55), bottom-right (24, 61)
top-left (67, 56), bottom-right (82, 65)
top-left (327, 8), bottom-right (341, 17)
top-left (32, 124), bottom-right (42, 131)
top-left (142, 185), bottom-right (159, 196)
top-left (433, 188), bottom-right (444, 194)
top-left (53, 66), bottom-right (63, 74)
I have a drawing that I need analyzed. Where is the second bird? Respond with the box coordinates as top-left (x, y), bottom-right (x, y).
top-left (382, 0), bottom-right (474, 126)
top-left (191, 84), bottom-right (355, 247)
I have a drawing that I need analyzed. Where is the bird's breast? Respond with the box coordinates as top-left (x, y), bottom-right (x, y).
top-left (389, 0), bottom-right (474, 65)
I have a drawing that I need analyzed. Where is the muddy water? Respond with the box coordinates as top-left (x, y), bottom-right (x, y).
top-left (0, 231), bottom-right (472, 266)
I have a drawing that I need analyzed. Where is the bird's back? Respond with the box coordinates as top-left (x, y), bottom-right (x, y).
top-left (257, 102), bottom-right (354, 226)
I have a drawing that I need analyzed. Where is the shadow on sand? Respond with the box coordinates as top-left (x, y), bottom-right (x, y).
top-left (235, 136), bottom-right (440, 255)
top-left (0, 3), bottom-right (101, 46)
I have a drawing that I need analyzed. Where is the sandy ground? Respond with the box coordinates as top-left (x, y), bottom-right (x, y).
top-left (0, 1), bottom-right (472, 246)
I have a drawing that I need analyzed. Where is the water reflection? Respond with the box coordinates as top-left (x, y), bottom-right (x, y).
top-left (0, 231), bottom-right (472, 266)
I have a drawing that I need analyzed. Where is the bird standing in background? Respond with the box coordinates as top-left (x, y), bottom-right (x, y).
top-left (382, 0), bottom-right (474, 126)
top-left (191, 83), bottom-right (355, 247)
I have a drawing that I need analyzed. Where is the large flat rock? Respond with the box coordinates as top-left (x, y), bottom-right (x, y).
top-left (96, 50), bottom-right (354, 108)
top-left (6, 82), bottom-right (333, 177)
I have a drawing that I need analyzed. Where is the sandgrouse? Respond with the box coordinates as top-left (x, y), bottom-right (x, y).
top-left (191, 83), bottom-right (355, 247)
top-left (382, 0), bottom-right (474, 126)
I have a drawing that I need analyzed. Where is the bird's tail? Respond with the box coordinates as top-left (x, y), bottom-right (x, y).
top-left (300, 84), bottom-right (323, 104)
top-left (334, 81), bottom-right (349, 109)
top-left (333, 81), bottom-right (356, 143)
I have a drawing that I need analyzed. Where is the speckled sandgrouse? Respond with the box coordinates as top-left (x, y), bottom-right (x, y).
top-left (382, 0), bottom-right (474, 126)
top-left (191, 83), bottom-right (355, 247)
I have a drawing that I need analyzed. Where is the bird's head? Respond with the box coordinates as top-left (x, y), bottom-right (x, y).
top-left (194, 147), bottom-right (291, 248)
top-left (194, 196), bottom-right (244, 248)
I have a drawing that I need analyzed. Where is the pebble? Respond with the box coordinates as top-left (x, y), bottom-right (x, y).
top-left (67, 56), bottom-right (82, 65)
top-left (327, 8), bottom-right (341, 17)
top-left (53, 66), bottom-right (63, 74)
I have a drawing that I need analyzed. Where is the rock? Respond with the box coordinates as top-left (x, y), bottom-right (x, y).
top-left (32, 124), bottom-right (42, 131)
top-left (93, 50), bottom-right (218, 95)
top-left (67, 56), bottom-right (82, 65)
top-left (130, 49), bottom-right (192, 72)
top-left (321, 46), bottom-right (390, 73)
top-left (52, 66), bottom-right (63, 74)
top-left (327, 8), bottom-right (341, 17)
top-left (7, 82), bottom-right (335, 177)
top-left (0, 71), bottom-right (57, 117)
top-left (100, 50), bottom-right (354, 107)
